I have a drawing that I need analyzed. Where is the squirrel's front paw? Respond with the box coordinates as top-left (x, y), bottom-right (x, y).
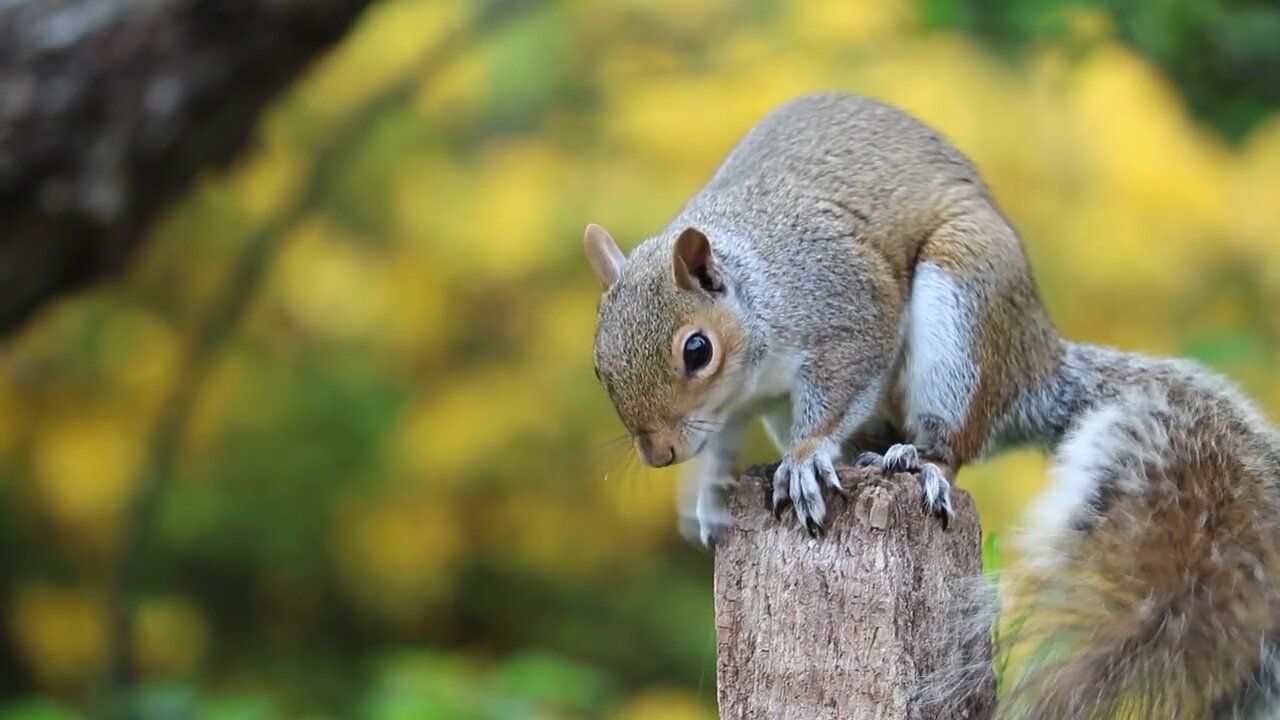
top-left (855, 443), bottom-right (955, 525)
top-left (695, 498), bottom-right (732, 549)
top-left (773, 439), bottom-right (845, 537)
top-left (678, 472), bottom-right (734, 549)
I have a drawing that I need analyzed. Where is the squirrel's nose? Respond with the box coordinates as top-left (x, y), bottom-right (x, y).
top-left (635, 434), bottom-right (676, 467)
top-left (652, 445), bottom-right (675, 467)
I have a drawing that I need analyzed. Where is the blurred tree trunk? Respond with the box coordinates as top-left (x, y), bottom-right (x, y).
top-left (0, 0), bottom-right (374, 335)
top-left (715, 465), bottom-right (996, 719)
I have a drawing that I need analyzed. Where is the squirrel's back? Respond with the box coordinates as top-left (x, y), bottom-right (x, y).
top-left (670, 92), bottom-right (998, 274)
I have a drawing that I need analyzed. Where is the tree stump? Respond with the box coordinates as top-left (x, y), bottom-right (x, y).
top-left (714, 464), bottom-right (995, 719)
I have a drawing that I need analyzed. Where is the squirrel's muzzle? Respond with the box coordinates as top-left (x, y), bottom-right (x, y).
top-left (634, 430), bottom-right (684, 467)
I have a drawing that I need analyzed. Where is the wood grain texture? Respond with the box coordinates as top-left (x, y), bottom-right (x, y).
top-left (714, 463), bottom-right (995, 720)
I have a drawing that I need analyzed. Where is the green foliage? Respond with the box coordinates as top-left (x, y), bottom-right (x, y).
top-left (927, 0), bottom-right (1280, 141)
top-left (0, 699), bottom-right (78, 720)
top-left (981, 532), bottom-right (1016, 699)
top-left (360, 649), bottom-right (617, 720)
top-left (981, 532), bottom-right (1002, 576)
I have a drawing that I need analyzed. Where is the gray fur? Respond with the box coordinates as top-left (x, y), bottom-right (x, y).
top-left (588, 92), bottom-right (1280, 714)
top-left (593, 92), bottom-right (1008, 535)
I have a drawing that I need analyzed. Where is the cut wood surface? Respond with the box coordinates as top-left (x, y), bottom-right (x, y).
top-left (714, 464), bottom-right (995, 720)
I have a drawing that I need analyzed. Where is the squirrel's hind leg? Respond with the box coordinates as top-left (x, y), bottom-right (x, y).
top-left (850, 257), bottom-right (980, 524)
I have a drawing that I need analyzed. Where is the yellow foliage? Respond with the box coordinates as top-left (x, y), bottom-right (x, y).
top-left (293, 0), bottom-right (466, 125)
top-left (31, 407), bottom-right (144, 550)
top-left (1234, 116), bottom-right (1280, 255)
top-left (478, 462), bottom-right (677, 580)
top-left (413, 42), bottom-right (487, 121)
top-left (273, 218), bottom-right (394, 342)
top-left (467, 140), bottom-right (567, 278)
top-left (597, 467), bottom-right (679, 552)
top-left (392, 368), bottom-right (545, 485)
top-left (855, 34), bottom-right (1029, 189)
top-left (530, 289), bottom-right (598, 367)
top-left (394, 139), bottom-right (567, 281)
top-left (604, 60), bottom-right (825, 178)
top-left (1067, 45), bottom-right (1230, 267)
top-left (377, 245), bottom-right (453, 368)
top-left (959, 450), bottom-right (1051, 564)
top-left (228, 136), bottom-right (303, 224)
top-left (10, 583), bottom-right (107, 690)
top-left (185, 350), bottom-right (250, 456)
top-left (97, 307), bottom-right (180, 413)
top-left (576, 0), bottom-right (737, 42)
top-left (483, 486), bottom-right (627, 580)
top-left (133, 596), bottom-right (209, 677)
top-left (392, 154), bottom-right (460, 241)
top-left (780, 0), bottom-right (916, 48)
top-left (0, 372), bottom-right (20, 458)
top-left (333, 493), bottom-right (465, 623)
top-left (608, 687), bottom-right (715, 720)
top-left (1063, 6), bottom-right (1115, 43)
top-left (568, 154), bottom-right (688, 249)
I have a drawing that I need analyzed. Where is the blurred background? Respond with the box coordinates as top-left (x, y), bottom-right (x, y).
top-left (1, 0), bottom-right (1278, 717)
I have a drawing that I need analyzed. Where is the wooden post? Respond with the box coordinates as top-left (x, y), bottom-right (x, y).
top-left (714, 464), bottom-right (995, 720)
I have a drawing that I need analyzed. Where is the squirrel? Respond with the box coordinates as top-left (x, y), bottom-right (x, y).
top-left (583, 92), bottom-right (1280, 718)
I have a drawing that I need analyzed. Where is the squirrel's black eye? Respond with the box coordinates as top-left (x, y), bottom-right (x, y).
top-left (683, 332), bottom-right (712, 374)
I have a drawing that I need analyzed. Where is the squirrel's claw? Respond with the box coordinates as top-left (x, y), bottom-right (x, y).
top-left (770, 474), bottom-right (793, 520)
top-left (700, 526), bottom-right (722, 550)
top-left (882, 443), bottom-right (921, 473)
top-left (918, 463), bottom-right (954, 525)
top-left (771, 495), bottom-right (792, 521)
top-left (857, 443), bottom-right (955, 527)
top-left (683, 508), bottom-right (731, 551)
top-left (815, 452), bottom-right (846, 498)
top-left (697, 497), bottom-right (733, 550)
top-left (805, 516), bottom-right (824, 538)
top-left (854, 451), bottom-right (884, 468)
top-left (773, 444), bottom-right (839, 537)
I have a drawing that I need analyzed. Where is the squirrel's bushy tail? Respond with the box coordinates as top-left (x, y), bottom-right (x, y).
top-left (993, 392), bottom-right (1280, 719)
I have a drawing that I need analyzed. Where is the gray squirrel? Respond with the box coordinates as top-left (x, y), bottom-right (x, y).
top-left (584, 92), bottom-right (1280, 718)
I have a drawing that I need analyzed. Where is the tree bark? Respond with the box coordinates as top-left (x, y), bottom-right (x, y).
top-left (714, 464), bottom-right (995, 720)
top-left (0, 0), bottom-right (374, 335)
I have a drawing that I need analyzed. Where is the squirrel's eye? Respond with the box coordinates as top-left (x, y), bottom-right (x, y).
top-left (683, 332), bottom-right (712, 374)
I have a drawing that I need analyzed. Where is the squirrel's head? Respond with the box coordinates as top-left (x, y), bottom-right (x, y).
top-left (584, 223), bottom-right (751, 468)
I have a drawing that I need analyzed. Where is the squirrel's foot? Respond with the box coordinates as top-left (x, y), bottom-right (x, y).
top-left (694, 485), bottom-right (733, 549)
top-left (773, 439), bottom-right (844, 537)
top-left (678, 471), bottom-right (735, 550)
top-left (855, 443), bottom-right (954, 526)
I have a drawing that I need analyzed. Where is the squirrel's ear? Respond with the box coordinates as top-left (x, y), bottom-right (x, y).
top-left (584, 223), bottom-right (626, 290)
top-left (673, 227), bottom-right (722, 293)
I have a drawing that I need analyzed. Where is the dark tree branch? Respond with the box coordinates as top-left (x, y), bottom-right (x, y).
top-left (0, 0), bottom-right (376, 335)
